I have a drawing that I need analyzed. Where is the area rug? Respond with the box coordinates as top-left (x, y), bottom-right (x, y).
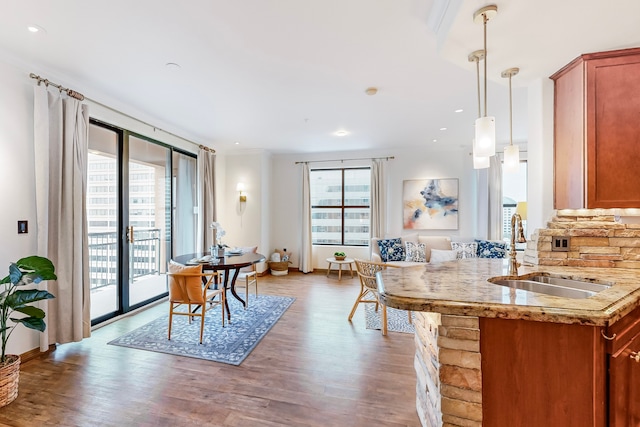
top-left (108, 294), bottom-right (295, 365)
top-left (364, 303), bottom-right (415, 334)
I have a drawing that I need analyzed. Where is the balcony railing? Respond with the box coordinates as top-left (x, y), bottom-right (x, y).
top-left (88, 228), bottom-right (161, 290)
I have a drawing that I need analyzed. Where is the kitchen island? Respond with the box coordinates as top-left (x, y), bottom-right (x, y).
top-left (377, 258), bottom-right (640, 427)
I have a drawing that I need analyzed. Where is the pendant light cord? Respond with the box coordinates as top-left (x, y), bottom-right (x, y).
top-left (483, 13), bottom-right (488, 117)
top-left (508, 73), bottom-right (513, 146)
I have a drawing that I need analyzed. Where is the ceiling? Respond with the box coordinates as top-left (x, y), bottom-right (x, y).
top-left (1, 0), bottom-right (639, 155)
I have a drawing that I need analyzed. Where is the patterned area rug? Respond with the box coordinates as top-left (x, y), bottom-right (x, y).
top-left (364, 303), bottom-right (415, 334)
top-left (108, 294), bottom-right (295, 365)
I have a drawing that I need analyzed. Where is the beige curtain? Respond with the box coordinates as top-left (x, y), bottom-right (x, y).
top-left (488, 155), bottom-right (503, 240)
top-left (370, 159), bottom-right (386, 239)
top-left (300, 163), bottom-right (313, 273)
top-left (197, 148), bottom-right (216, 252)
top-left (34, 85), bottom-right (91, 348)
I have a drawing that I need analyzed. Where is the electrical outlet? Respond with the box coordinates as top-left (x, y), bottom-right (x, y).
top-left (552, 236), bottom-right (570, 252)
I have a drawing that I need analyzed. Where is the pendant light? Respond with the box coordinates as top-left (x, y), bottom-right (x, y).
top-left (473, 5), bottom-right (497, 158)
top-left (469, 50), bottom-right (489, 169)
top-left (502, 67), bottom-right (520, 173)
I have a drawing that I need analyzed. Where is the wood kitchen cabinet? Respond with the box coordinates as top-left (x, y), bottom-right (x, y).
top-left (479, 306), bottom-right (640, 426)
top-left (551, 47), bottom-right (640, 209)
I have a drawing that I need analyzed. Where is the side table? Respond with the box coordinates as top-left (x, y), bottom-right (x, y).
top-left (326, 257), bottom-right (355, 281)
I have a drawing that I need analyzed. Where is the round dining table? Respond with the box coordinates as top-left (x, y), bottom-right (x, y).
top-left (173, 251), bottom-right (265, 321)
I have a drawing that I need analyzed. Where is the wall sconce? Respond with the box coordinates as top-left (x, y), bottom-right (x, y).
top-left (237, 182), bottom-right (246, 203)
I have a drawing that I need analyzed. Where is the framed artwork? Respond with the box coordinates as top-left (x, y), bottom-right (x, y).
top-left (403, 178), bottom-right (459, 230)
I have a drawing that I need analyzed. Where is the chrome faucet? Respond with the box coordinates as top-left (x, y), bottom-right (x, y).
top-left (508, 213), bottom-right (527, 276)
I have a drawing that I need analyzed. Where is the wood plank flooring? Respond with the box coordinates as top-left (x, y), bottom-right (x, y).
top-left (0, 272), bottom-right (419, 427)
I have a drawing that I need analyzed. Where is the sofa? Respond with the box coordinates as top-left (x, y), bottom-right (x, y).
top-left (371, 235), bottom-right (507, 267)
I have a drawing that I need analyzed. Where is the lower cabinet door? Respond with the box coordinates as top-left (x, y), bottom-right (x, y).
top-left (609, 331), bottom-right (640, 426)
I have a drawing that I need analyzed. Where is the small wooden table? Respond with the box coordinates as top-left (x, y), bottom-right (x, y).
top-left (326, 257), bottom-right (355, 281)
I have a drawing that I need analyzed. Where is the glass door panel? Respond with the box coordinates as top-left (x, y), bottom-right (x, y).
top-left (172, 152), bottom-right (198, 256)
top-left (128, 135), bottom-right (170, 307)
top-left (87, 124), bottom-right (120, 320)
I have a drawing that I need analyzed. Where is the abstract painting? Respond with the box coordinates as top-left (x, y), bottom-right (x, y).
top-left (403, 179), bottom-right (458, 229)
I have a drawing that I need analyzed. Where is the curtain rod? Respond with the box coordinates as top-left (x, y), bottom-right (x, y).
top-left (295, 156), bottom-right (394, 165)
top-left (29, 72), bottom-right (214, 153)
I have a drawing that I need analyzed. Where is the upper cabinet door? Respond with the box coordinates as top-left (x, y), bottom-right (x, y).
top-left (551, 47), bottom-right (640, 209)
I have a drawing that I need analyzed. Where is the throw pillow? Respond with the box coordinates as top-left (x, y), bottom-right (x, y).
top-left (405, 241), bottom-right (427, 263)
top-left (475, 239), bottom-right (507, 259)
top-left (168, 261), bottom-right (203, 301)
top-left (451, 242), bottom-right (478, 259)
top-left (377, 238), bottom-right (405, 262)
top-left (429, 249), bottom-right (458, 263)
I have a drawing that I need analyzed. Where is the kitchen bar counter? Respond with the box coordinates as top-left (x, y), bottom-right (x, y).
top-left (376, 258), bottom-right (640, 326)
top-left (377, 258), bottom-right (640, 427)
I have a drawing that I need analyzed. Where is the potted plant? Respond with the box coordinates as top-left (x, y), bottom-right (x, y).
top-left (0, 256), bottom-right (56, 407)
top-left (334, 251), bottom-right (346, 261)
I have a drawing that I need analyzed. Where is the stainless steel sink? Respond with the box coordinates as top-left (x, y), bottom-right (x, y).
top-left (487, 274), bottom-right (611, 299)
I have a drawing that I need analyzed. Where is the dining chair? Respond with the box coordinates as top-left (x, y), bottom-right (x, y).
top-left (349, 259), bottom-right (411, 336)
top-left (232, 245), bottom-right (259, 306)
top-left (167, 262), bottom-right (225, 344)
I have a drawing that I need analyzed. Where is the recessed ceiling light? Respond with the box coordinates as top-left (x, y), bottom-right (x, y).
top-left (234, 142), bottom-right (240, 145)
top-left (455, 109), bottom-right (464, 113)
top-left (365, 87), bottom-right (378, 96)
top-left (27, 25), bottom-right (46, 33)
top-left (165, 62), bottom-right (181, 70)
top-left (440, 127), bottom-right (447, 131)
top-left (433, 139), bottom-right (437, 143)
top-left (334, 130), bottom-right (350, 137)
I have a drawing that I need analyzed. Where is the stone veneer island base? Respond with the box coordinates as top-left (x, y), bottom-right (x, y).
top-left (377, 258), bottom-right (640, 427)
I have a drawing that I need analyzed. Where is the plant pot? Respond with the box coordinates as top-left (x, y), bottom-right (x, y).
top-left (334, 256), bottom-right (346, 261)
top-left (0, 355), bottom-right (20, 407)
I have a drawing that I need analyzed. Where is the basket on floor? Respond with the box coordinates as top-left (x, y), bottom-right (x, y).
top-left (269, 261), bottom-right (289, 276)
top-left (0, 355), bottom-right (20, 407)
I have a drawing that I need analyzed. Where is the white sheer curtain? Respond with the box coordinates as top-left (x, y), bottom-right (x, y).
top-left (300, 163), bottom-right (313, 273)
top-left (34, 85), bottom-right (91, 348)
top-left (370, 159), bottom-right (387, 240)
top-left (197, 148), bottom-right (216, 252)
top-left (175, 154), bottom-right (197, 255)
top-left (488, 156), bottom-right (503, 240)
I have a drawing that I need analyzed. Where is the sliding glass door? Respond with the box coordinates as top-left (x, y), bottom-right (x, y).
top-left (88, 120), bottom-right (197, 324)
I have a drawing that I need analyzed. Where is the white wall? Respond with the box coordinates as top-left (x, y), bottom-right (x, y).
top-left (269, 146), bottom-right (481, 270)
top-left (527, 78), bottom-right (555, 235)
top-left (0, 60), bottom-right (41, 355)
top-left (223, 150), bottom-right (271, 272)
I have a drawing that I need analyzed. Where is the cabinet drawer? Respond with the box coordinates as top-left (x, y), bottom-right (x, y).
top-left (606, 305), bottom-right (640, 354)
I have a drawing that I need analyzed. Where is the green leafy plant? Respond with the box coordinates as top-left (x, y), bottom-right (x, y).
top-left (0, 256), bottom-right (56, 363)
top-left (334, 251), bottom-right (346, 257)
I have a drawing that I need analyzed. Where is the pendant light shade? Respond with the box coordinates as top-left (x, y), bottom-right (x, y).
top-left (475, 116), bottom-right (495, 157)
top-left (473, 140), bottom-right (490, 169)
top-left (503, 144), bottom-right (519, 173)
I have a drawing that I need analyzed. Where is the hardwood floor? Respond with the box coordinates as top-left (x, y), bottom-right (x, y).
top-left (0, 272), bottom-right (419, 427)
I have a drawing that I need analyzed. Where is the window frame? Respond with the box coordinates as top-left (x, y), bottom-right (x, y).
top-left (310, 167), bottom-right (371, 247)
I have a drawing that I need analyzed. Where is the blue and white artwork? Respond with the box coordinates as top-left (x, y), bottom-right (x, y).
top-left (403, 179), bottom-right (458, 230)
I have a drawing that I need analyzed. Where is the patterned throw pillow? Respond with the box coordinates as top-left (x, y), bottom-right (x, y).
top-left (429, 249), bottom-right (458, 263)
top-left (405, 241), bottom-right (427, 262)
top-left (451, 242), bottom-right (478, 259)
top-left (475, 239), bottom-right (507, 259)
top-left (377, 238), bottom-right (405, 262)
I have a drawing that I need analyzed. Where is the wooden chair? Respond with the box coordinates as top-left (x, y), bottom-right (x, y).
top-left (349, 259), bottom-right (411, 336)
top-left (167, 263), bottom-right (225, 344)
top-left (235, 264), bottom-right (258, 306)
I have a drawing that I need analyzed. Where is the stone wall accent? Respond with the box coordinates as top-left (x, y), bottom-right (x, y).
top-left (524, 210), bottom-right (640, 269)
top-left (414, 312), bottom-right (481, 427)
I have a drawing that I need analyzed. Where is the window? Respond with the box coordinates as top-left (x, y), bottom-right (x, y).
top-left (502, 160), bottom-right (528, 244)
top-left (310, 168), bottom-right (370, 246)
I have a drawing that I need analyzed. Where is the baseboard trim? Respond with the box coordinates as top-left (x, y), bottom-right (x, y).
top-left (20, 344), bottom-right (56, 363)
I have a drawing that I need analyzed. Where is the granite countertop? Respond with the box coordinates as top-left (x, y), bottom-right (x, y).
top-left (376, 258), bottom-right (640, 326)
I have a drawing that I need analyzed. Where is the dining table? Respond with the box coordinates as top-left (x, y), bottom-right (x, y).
top-left (173, 251), bottom-right (266, 321)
